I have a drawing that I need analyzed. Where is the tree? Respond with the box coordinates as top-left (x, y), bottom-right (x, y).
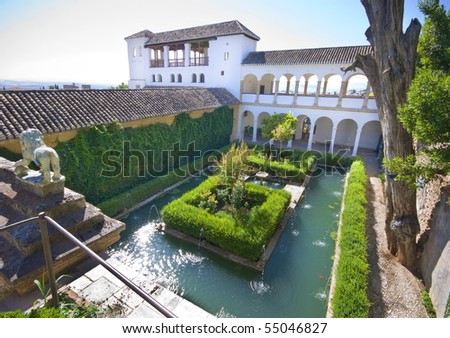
top-left (261, 113), bottom-right (297, 143)
top-left (342, 0), bottom-right (422, 267)
top-left (111, 82), bottom-right (128, 90)
top-left (388, 0), bottom-right (450, 186)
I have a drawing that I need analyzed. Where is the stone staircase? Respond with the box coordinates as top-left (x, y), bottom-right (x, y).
top-left (0, 157), bottom-right (125, 297)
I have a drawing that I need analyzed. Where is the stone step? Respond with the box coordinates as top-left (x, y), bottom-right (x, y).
top-left (0, 216), bottom-right (125, 296)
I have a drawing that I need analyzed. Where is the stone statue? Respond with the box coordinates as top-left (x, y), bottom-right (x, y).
top-left (14, 128), bottom-right (62, 184)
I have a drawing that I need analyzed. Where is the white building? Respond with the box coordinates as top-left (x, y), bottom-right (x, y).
top-left (125, 20), bottom-right (382, 156)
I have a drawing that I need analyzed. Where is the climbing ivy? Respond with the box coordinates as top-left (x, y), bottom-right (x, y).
top-left (55, 107), bottom-right (233, 205)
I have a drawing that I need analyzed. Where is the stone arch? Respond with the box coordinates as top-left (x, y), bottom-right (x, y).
top-left (359, 120), bottom-right (382, 150)
top-left (313, 116), bottom-right (333, 149)
top-left (297, 76), bottom-right (306, 94)
top-left (241, 110), bottom-right (255, 140)
top-left (260, 74), bottom-right (275, 94)
top-left (257, 112), bottom-right (271, 140)
top-left (335, 119), bottom-right (358, 151)
top-left (294, 114), bottom-right (311, 141)
top-left (323, 74), bottom-right (342, 96)
top-left (346, 74), bottom-right (369, 97)
top-left (279, 73), bottom-right (296, 94)
top-left (306, 75), bottom-right (319, 95)
top-left (242, 74), bottom-right (258, 94)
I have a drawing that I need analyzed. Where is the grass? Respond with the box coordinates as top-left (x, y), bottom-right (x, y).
top-left (420, 289), bottom-right (436, 318)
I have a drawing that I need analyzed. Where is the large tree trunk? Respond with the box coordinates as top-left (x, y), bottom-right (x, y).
top-left (343, 0), bottom-right (421, 267)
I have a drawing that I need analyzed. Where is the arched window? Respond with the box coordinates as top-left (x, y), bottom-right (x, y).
top-left (199, 73), bottom-right (205, 83)
top-left (177, 74), bottom-right (182, 83)
top-left (157, 74), bottom-right (162, 82)
top-left (192, 73), bottom-right (197, 83)
top-left (152, 74), bottom-right (156, 82)
top-left (170, 74), bottom-right (175, 83)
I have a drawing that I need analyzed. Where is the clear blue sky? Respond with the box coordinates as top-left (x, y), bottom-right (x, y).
top-left (0, 0), bottom-right (434, 85)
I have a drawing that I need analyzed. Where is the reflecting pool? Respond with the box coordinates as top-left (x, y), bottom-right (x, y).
top-left (107, 171), bottom-right (345, 317)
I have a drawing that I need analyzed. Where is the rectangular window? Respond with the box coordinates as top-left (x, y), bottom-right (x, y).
top-left (221, 71), bottom-right (225, 76)
top-left (133, 46), bottom-right (142, 57)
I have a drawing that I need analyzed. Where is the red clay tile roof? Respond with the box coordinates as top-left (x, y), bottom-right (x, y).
top-left (0, 87), bottom-right (239, 141)
top-left (242, 45), bottom-right (372, 65)
top-left (143, 20), bottom-right (260, 47)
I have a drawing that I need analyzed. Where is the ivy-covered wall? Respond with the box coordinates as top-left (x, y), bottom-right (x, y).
top-left (55, 106), bottom-right (233, 205)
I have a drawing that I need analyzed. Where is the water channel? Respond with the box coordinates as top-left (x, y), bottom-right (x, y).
top-left (107, 170), bottom-right (345, 317)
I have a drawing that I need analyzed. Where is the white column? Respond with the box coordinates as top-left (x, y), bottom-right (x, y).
top-left (163, 45), bottom-right (169, 68)
top-left (184, 43), bottom-right (190, 67)
top-left (307, 120), bottom-right (316, 150)
top-left (237, 111), bottom-right (243, 141)
top-left (273, 80), bottom-right (280, 104)
top-left (352, 127), bottom-right (362, 156)
top-left (330, 126), bottom-right (337, 154)
top-left (314, 80), bottom-right (322, 106)
top-left (252, 114), bottom-right (258, 142)
top-left (293, 80), bottom-right (300, 104)
top-left (255, 80), bottom-right (261, 103)
top-left (362, 82), bottom-right (371, 109)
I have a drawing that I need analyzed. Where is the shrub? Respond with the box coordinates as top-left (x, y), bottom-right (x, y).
top-left (162, 177), bottom-right (291, 261)
top-left (331, 159), bottom-right (370, 318)
top-left (98, 145), bottom-right (231, 216)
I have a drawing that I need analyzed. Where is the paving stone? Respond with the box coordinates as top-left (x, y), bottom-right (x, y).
top-left (173, 298), bottom-right (213, 318)
top-left (114, 286), bottom-right (144, 310)
top-left (84, 264), bottom-right (107, 282)
top-left (152, 288), bottom-right (182, 311)
top-left (79, 276), bottom-right (119, 303)
top-left (127, 302), bottom-right (163, 318)
top-left (68, 275), bottom-right (92, 294)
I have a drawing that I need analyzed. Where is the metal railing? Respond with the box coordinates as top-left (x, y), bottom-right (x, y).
top-left (0, 213), bottom-right (176, 318)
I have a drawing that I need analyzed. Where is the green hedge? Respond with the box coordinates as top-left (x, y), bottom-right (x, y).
top-left (245, 149), bottom-right (315, 183)
top-left (55, 107), bottom-right (233, 205)
top-left (331, 159), bottom-right (370, 318)
top-left (97, 145), bottom-right (231, 217)
top-left (162, 176), bottom-right (291, 261)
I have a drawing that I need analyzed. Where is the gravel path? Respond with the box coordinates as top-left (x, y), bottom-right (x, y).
top-left (363, 151), bottom-right (428, 318)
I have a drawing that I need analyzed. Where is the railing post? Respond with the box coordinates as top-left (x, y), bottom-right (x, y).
top-left (38, 212), bottom-right (60, 308)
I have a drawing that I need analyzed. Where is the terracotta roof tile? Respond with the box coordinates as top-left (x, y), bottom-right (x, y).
top-left (0, 88), bottom-right (239, 141)
top-left (143, 20), bottom-right (260, 47)
top-left (242, 45), bottom-right (372, 65)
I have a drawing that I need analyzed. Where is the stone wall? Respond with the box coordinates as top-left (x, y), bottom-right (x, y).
top-left (418, 176), bottom-right (450, 318)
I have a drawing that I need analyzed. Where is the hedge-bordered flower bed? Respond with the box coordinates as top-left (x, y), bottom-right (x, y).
top-left (161, 176), bottom-right (291, 261)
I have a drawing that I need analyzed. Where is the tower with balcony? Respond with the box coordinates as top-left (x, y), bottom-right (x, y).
top-left (125, 20), bottom-right (260, 97)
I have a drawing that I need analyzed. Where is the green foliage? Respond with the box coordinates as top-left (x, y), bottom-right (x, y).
top-left (332, 160), bottom-right (370, 318)
top-left (391, 0), bottom-right (450, 185)
top-left (420, 289), bottom-right (437, 317)
top-left (245, 148), bottom-right (315, 183)
top-left (55, 107), bottom-right (233, 205)
top-left (162, 176), bottom-right (291, 261)
top-left (0, 147), bottom-right (21, 161)
top-left (97, 147), bottom-right (231, 217)
top-left (417, 0), bottom-right (450, 71)
top-left (111, 82), bottom-right (129, 89)
top-left (261, 113), bottom-right (297, 142)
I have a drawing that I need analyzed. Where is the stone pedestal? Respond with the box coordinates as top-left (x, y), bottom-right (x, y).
top-left (16, 170), bottom-right (65, 197)
top-left (0, 157), bottom-right (126, 297)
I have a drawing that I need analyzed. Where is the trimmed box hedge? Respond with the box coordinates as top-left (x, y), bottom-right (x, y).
top-left (331, 159), bottom-right (370, 317)
top-left (161, 176), bottom-right (291, 261)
